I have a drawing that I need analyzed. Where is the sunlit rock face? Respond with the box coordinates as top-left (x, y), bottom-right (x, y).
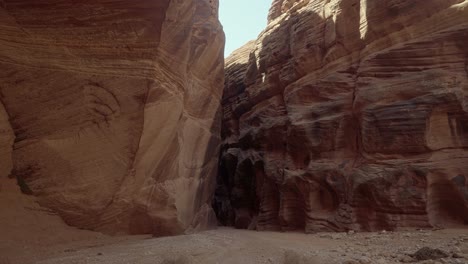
top-left (0, 0), bottom-right (224, 236)
top-left (215, 0), bottom-right (468, 232)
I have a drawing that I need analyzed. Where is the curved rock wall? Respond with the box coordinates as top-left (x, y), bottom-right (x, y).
top-left (215, 0), bottom-right (468, 232)
top-left (0, 0), bottom-right (224, 236)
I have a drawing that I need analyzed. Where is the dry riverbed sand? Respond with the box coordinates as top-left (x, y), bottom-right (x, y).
top-left (43, 228), bottom-right (468, 264)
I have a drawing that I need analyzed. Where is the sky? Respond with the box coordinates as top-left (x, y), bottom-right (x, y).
top-left (219, 0), bottom-right (271, 57)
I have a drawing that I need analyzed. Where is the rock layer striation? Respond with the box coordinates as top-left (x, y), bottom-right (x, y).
top-left (0, 0), bottom-right (224, 235)
top-left (215, 0), bottom-right (468, 232)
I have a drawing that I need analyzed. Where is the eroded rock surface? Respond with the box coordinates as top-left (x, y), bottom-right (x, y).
top-left (0, 0), bottom-right (224, 235)
top-left (216, 0), bottom-right (468, 232)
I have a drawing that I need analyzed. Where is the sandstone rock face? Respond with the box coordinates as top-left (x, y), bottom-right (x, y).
top-left (0, 101), bottom-right (13, 180)
top-left (0, 0), bottom-right (224, 235)
top-left (216, 0), bottom-right (468, 232)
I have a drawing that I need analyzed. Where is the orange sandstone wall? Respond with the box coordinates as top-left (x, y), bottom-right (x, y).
top-left (0, 0), bottom-right (224, 236)
top-left (215, 0), bottom-right (468, 232)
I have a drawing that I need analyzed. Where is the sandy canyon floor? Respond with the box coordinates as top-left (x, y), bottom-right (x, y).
top-left (1, 178), bottom-right (468, 264)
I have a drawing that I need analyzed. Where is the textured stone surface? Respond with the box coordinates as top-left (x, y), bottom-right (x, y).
top-left (0, 100), bottom-right (13, 180)
top-left (0, 0), bottom-right (224, 235)
top-left (216, 0), bottom-right (468, 232)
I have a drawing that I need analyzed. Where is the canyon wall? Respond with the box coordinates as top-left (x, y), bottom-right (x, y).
top-left (215, 0), bottom-right (468, 231)
top-left (0, 0), bottom-right (224, 236)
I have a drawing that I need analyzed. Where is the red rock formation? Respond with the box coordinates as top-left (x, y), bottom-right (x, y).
top-left (0, 0), bottom-right (224, 236)
top-left (216, 0), bottom-right (468, 232)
